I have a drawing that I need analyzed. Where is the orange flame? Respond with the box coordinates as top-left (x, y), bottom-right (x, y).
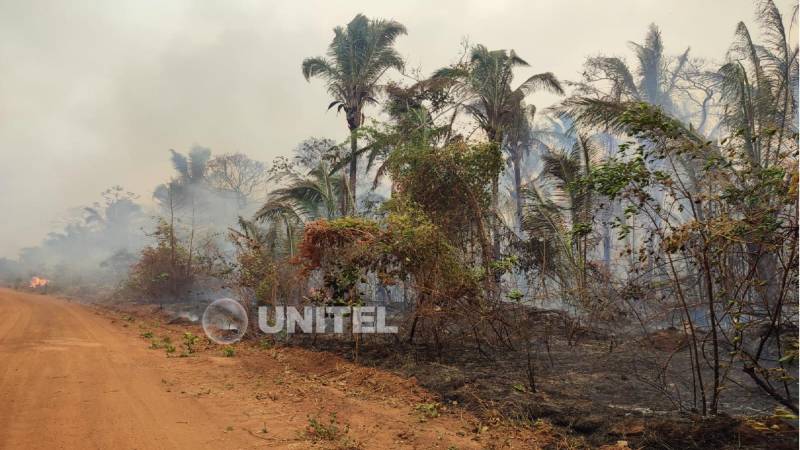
top-left (29, 276), bottom-right (49, 288)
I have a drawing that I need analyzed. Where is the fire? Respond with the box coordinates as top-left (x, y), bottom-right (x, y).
top-left (29, 276), bottom-right (49, 288)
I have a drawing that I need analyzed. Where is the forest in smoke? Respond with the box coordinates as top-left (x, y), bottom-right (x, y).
top-left (1, 1), bottom-right (798, 447)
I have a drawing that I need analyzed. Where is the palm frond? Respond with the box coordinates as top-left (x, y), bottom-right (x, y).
top-left (517, 72), bottom-right (565, 96)
top-left (585, 56), bottom-right (640, 100)
top-left (302, 56), bottom-right (337, 82)
top-left (254, 199), bottom-right (304, 224)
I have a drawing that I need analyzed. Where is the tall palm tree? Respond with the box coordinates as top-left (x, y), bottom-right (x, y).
top-left (570, 26), bottom-right (698, 271)
top-left (432, 45), bottom-right (563, 230)
top-left (714, 0), bottom-right (798, 169)
top-left (151, 146), bottom-right (213, 278)
top-left (578, 24), bottom-right (690, 116)
top-left (152, 146), bottom-right (212, 208)
top-left (301, 14), bottom-right (407, 213)
top-left (353, 81), bottom-right (450, 193)
top-left (504, 99), bottom-right (538, 229)
top-left (710, 0), bottom-right (798, 310)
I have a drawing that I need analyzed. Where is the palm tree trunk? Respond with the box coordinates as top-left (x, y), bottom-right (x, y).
top-left (488, 131), bottom-right (502, 257)
top-left (602, 220), bottom-right (611, 268)
top-left (513, 150), bottom-right (523, 230)
top-left (349, 128), bottom-right (358, 215)
top-left (339, 177), bottom-right (348, 217)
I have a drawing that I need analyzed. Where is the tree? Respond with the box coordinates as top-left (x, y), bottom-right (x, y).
top-left (126, 219), bottom-right (194, 302)
top-left (301, 14), bottom-right (407, 213)
top-left (254, 160), bottom-right (348, 257)
top-left (581, 99), bottom-right (797, 415)
top-left (432, 44), bottom-right (563, 249)
top-left (153, 146), bottom-right (212, 212)
top-left (292, 137), bottom-right (341, 171)
top-left (333, 79), bottom-right (459, 198)
top-left (206, 153), bottom-right (268, 207)
top-left (522, 132), bottom-right (602, 306)
top-left (713, 0), bottom-right (798, 169)
top-left (558, 1), bottom-right (797, 411)
top-left (260, 161), bottom-right (345, 221)
top-left (567, 26), bottom-right (711, 275)
top-left (503, 99), bottom-right (537, 228)
top-left (576, 24), bottom-right (690, 115)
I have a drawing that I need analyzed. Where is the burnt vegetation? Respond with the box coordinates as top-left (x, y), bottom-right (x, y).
top-left (2, 2), bottom-right (798, 448)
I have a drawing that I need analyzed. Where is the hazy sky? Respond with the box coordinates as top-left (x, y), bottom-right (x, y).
top-left (0, 0), bottom-right (790, 257)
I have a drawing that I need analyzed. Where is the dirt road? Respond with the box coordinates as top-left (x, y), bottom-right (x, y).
top-left (0, 288), bottom-right (261, 449)
top-left (0, 288), bottom-right (542, 449)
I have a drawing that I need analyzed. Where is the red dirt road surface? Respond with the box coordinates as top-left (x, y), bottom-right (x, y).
top-left (0, 288), bottom-right (260, 449)
top-left (0, 289), bottom-right (544, 449)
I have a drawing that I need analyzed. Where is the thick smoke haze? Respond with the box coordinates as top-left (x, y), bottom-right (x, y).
top-left (0, 0), bottom-right (785, 257)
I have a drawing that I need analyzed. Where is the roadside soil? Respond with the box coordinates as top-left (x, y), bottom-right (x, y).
top-left (0, 288), bottom-right (562, 449)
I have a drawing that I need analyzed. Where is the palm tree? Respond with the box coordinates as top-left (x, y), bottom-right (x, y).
top-left (710, 0), bottom-right (798, 322)
top-left (714, 0), bottom-right (798, 169)
top-left (301, 14), bottom-right (407, 213)
top-left (569, 26), bottom-right (700, 271)
top-left (250, 201), bottom-right (304, 258)
top-left (432, 45), bottom-right (563, 237)
top-left (503, 98), bottom-right (538, 229)
top-left (577, 24), bottom-right (690, 115)
top-left (153, 146), bottom-right (212, 208)
top-left (522, 133), bottom-right (602, 304)
top-left (151, 146), bottom-right (213, 280)
top-left (254, 161), bottom-right (347, 257)
top-left (261, 162), bottom-right (345, 221)
top-left (351, 81), bottom-right (450, 193)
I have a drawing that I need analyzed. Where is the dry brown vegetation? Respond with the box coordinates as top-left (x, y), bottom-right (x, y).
top-left (2, 1), bottom-right (798, 448)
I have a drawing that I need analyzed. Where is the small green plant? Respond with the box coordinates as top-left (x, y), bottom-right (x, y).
top-left (305, 413), bottom-right (348, 442)
top-left (506, 289), bottom-right (524, 302)
top-left (414, 402), bottom-right (441, 421)
top-left (182, 332), bottom-right (199, 354)
top-left (140, 331), bottom-right (154, 339)
top-left (222, 346), bottom-right (235, 357)
top-left (149, 335), bottom-right (172, 350)
top-left (164, 343), bottom-right (176, 355)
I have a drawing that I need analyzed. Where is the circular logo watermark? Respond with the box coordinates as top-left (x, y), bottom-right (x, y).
top-left (202, 298), bottom-right (248, 344)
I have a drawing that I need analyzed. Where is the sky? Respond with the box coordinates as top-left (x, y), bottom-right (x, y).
top-left (0, 0), bottom-right (792, 258)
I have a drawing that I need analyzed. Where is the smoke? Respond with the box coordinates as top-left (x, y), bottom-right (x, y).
top-left (0, 148), bottom-right (269, 297)
top-left (0, 0), bottom-right (771, 259)
top-left (0, 185), bottom-right (148, 288)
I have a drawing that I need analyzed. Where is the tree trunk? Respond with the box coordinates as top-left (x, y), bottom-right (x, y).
top-left (513, 150), bottom-right (523, 230)
top-left (700, 247), bottom-right (720, 414)
top-left (349, 128), bottom-right (358, 215)
top-left (186, 197), bottom-right (195, 279)
top-left (487, 129), bottom-right (502, 258)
